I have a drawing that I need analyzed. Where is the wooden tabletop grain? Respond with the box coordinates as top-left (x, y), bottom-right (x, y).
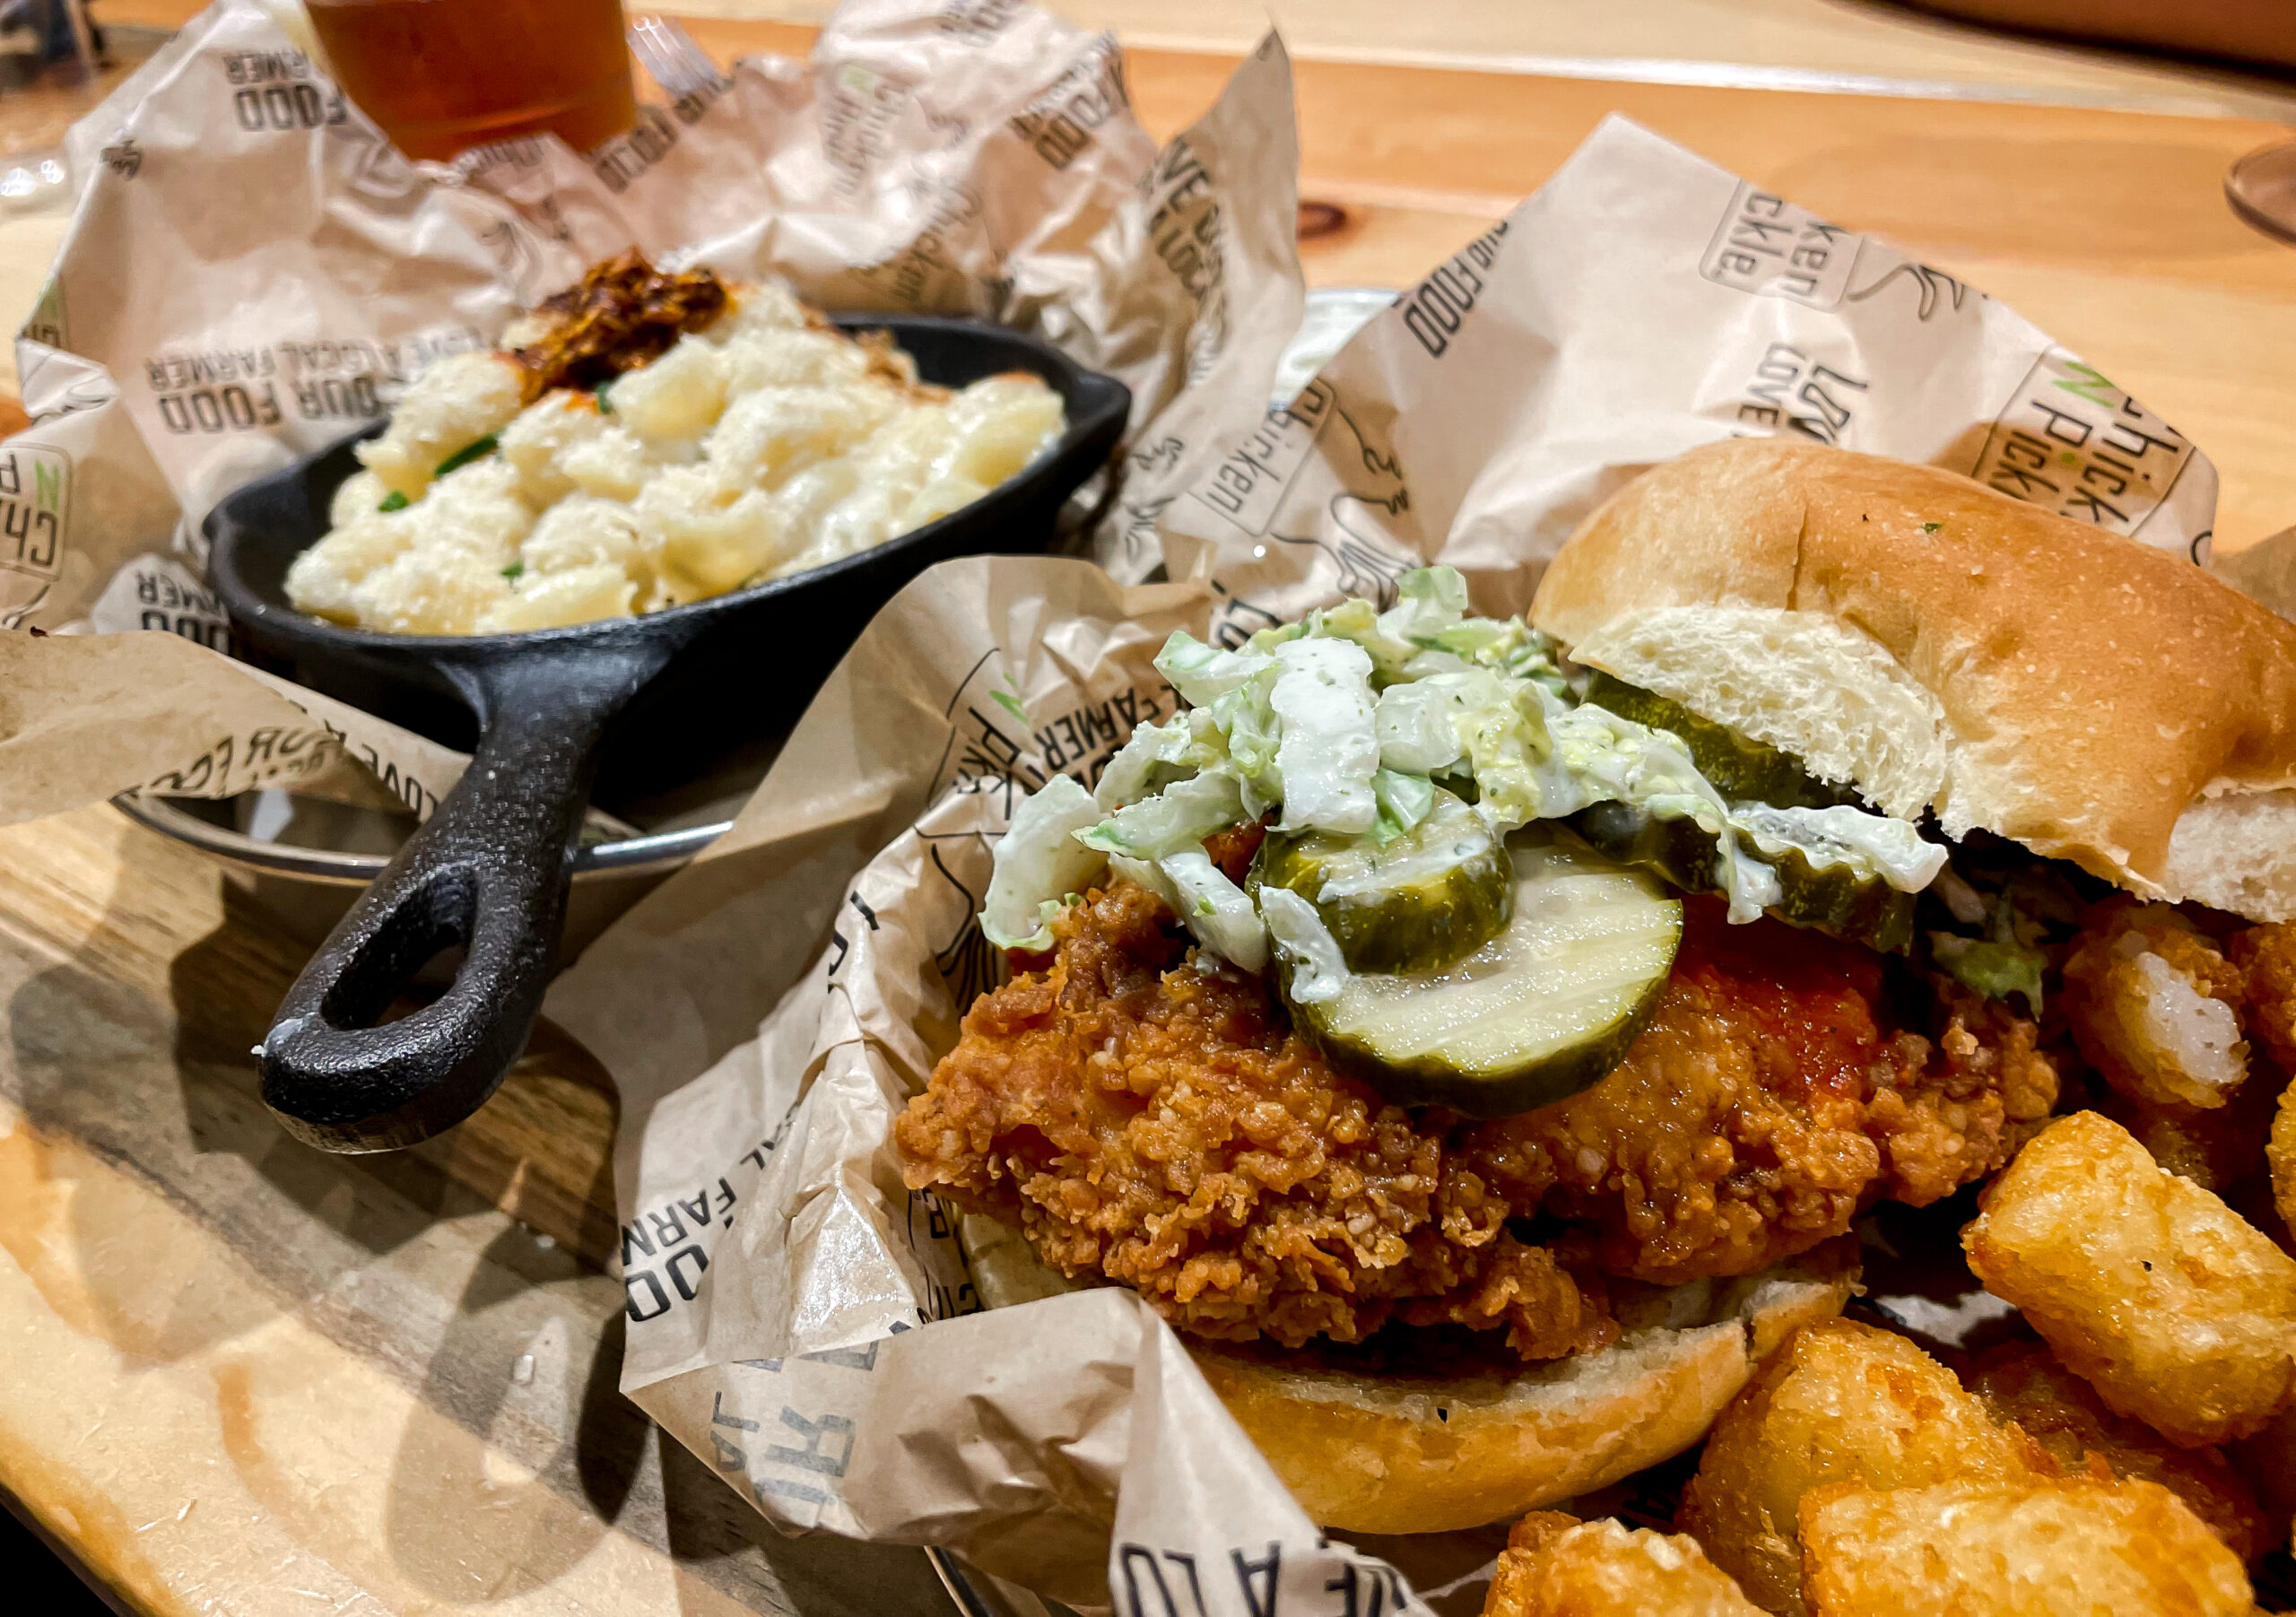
top-left (7, 9), bottom-right (2296, 1615)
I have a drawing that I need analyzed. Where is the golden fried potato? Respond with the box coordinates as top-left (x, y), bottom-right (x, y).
top-left (1677, 1319), bottom-right (2032, 1615)
top-left (1483, 1513), bottom-right (1761, 1617)
top-left (2228, 1400), bottom-right (2296, 1562)
top-left (1965, 1341), bottom-right (2270, 1563)
top-left (2063, 902), bottom-right (2248, 1111)
top-left (1962, 1110), bottom-right (2296, 1447)
top-left (1798, 1474), bottom-right (2254, 1617)
top-left (2095, 1070), bottom-right (2277, 1196)
top-left (2273, 1074), bottom-right (2296, 1246)
top-left (2230, 920), bottom-right (2296, 1075)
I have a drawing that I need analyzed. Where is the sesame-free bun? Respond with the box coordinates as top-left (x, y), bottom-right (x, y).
top-left (1531, 438), bottom-right (2296, 919)
top-left (962, 1214), bottom-right (1856, 1534)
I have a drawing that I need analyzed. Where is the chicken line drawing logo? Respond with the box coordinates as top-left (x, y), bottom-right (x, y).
top-left (1845, 258), bottom-right (1973, 324)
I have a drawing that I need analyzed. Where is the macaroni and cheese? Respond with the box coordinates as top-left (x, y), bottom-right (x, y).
top-left (286, 276), bottom-right (1066, 635)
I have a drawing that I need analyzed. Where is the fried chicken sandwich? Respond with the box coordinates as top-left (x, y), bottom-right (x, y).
top-left (895, 437), bottom-right (2296, 1534)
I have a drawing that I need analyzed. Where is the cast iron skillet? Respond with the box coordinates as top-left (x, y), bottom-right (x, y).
top-left (208, 317), bottom-right (1128, 1154)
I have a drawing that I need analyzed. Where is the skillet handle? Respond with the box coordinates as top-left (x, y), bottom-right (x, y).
top-left (257, 649), bottom-right (658, 1152)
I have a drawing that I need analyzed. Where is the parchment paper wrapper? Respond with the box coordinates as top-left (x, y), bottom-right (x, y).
top-left (1126, 113), bottom-right (2223, 633)
top-left (545, 108), bottom-right (2296, 1617)
top-left (0, 0), bottom-right (1302, 827)
top-left (7, 6), bottom-right (2292, 1609)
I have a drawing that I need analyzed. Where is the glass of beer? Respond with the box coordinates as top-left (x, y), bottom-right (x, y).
top-left (304, 0), bottom-right (638, 162)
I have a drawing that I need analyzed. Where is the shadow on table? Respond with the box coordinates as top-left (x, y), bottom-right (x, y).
top-left (3, 827), bottom-right (952, 1613)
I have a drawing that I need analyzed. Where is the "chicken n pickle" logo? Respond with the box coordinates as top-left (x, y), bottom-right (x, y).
top-left (0, 445), bottom-right (67, 582)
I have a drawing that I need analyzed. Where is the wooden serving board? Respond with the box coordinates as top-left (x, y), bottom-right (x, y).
top-left (7, 17), bottom-right (2296, 1615)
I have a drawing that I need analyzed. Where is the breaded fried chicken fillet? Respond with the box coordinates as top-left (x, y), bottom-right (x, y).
top-left (897, 883), bottom-right (2058, 1361)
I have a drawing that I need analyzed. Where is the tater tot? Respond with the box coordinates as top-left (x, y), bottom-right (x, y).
top-left (2063, 902), bottom-right (2248, 1110)
top-left (1676, 1318), bottom-right (2033, 1616)
top-left (2095, 1070), bottom-right (2278, 1195)
top-left (2274, 1078), bottom-right (2296, 1245)
top-left (1964, 1341), bottom-right (2270, 1563)
top-left (2230, 921), bottom-right (2296, 1074)
top-left (1962, 1110), bottom-right (2296, 1447)
top-left (1482, 1513), bottom-right (1761, 1617)
top-left (1797, 1475), bottom-right (2253, 1617)
top-left (2228, 1400), bottom-right (2296, 1560)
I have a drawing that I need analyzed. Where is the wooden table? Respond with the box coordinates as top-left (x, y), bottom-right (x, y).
top-left (8, 12), bottom-right (2296, 1615)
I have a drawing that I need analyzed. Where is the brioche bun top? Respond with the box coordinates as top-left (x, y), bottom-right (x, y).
top-left (1531, 438), bottom-right (2296, 919)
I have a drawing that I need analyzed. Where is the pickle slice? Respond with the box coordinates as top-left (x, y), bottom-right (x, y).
top-left (1567, 800), bottom-right (1918, 953)
top-left (1762, 844), bottom-right (1918, 954)
top-left (1254, 789), bottom-right (1511, 974)
top-left (1278, 836), bottom-right (1681, 1117)
top-left (1566, 799), bottom-right (1722, 897)
top-left (1583, 672), bottom-right (1851, 810)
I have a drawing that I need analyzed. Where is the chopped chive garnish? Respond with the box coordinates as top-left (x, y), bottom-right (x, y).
top-left (595, 378), bottom-right (614, 413)
top-left (500, 561), bottom-right (525, 580)
top-left (377, 490), bottom-right (409, 512)
top-left (434, 433), bottom-right (500, 476)
top-left (1922, 521), bottom-right (1943, 534)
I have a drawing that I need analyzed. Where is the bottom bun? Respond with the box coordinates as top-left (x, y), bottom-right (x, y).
top-left (961, 1214), bottom-right (1857, 1534)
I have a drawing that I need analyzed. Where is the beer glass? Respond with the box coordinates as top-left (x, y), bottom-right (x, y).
top-left (304, 0), bottom-right (638, 162)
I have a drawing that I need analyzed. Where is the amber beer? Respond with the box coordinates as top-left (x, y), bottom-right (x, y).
top-left (304, 0), bottom-right (638, 162)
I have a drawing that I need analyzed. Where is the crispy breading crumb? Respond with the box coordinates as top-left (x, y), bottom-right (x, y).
top-left (900, 886), bottom-right (2056, 1360)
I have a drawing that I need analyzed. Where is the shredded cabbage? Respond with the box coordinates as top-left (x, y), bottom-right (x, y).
top-left (980, 773), bottom-right (1107, 952)
top-left (1931, 933), bottom-right (2046, 1017)
top-left (1108, 851), bottom-right (1175, 907)
top-left (1094, 716), bottom-right (1191, 810)
top-left (1380, 564), bottom-right (1470, 646)
top-left (1370, 769), bottom-right (1438, 844)
top-left (1161, 848), bottom-right (1267, 971)
top-left (973, 562), bottom-right (1947, 962)
top-left (1078, 769), bottom-right (1245, 859)
top-left (1411, 668), bottom-right (1548, 832)
top-left (1203, 666), bottom-right (1283, 817)
top-left (1154, 631), bottom-right (1274, 707)
top-left (1929, 890), bottom-right (2048, 1016)
top-left (1259, 886), bottom-right (1351, 1004)
top-left (1373, 680), bottom-right (1464, 774)
top-left (1270, 637), bottom-right (1379, 835)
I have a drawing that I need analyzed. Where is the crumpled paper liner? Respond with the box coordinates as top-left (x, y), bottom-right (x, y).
top-left (549, 552), bottom-right (1435, 1610)
top-left (1124, 112), bottom-right (2226, 638)
top-left (7, 3), bottom-right (2292, 1608)
top-left (0, 0), bottom-right (1301, 828)
top-left (543, 98), bottom-right (2296, 1617)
